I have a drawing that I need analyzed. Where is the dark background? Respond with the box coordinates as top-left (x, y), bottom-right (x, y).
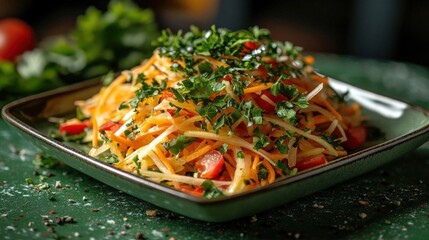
top-left (1, 0), bottom-right (428, 67)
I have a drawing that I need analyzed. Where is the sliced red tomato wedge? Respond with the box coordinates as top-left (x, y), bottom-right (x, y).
top-left (59, 122), bottom-right (88, 135)
top-left (295, 155), bottom-right (327, 171)
top-left (222, 74), bottom-right (233, 82)
top-left (99, 121), bottom-right (122, 132)
top-left (252, 90), bottom-right (287, 114)
top-left (242, 41), bottom-right (259, 54)
top-left (179, 184), bottom-right (203, 197)
top-left (342, 126), bottom-right (367, 150)
top-left (195, 150), bottom-right (225, 179)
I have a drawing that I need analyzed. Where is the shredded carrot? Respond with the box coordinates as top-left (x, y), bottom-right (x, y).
top-left (243, 83), bottom-right (273, 94)
top-left (91, 110), bottom-right (99, 148)
top-left (313, 114), bottom-right (332, 125)
top-left (109, 132), bottom-right (133, 147)
top-left (304, 56), bottom-right (315, 65)
top-left (224, 161), bottom-right (235, 180)
top-left (154, 146), bottom-right (176, 173)
top-left (71, 36), bottom-right (367, 198)
top-left (311, 74), bottom-right (329, 84)
top-left (183, 145), bottom-right (212, 162)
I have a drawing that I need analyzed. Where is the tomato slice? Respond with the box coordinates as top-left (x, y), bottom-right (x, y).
top-left (59, 122), bottom-right (88, 135)
top-left (222, 74), bottom-right (233, 82)
top-left (295, 155), bottom-right (327, 171)
top-left (252, 90), bottom-right (287, 114)
top-left (179, 184), bottom-right (203, 197)
top-left (99, 121), bottom-right (122, 132)
top-left (195, 150), bottom-right (225, 179)
top-left (242, 41), bottom-right (259, 54)
top-left (342, 126), bottom-right (367, 150)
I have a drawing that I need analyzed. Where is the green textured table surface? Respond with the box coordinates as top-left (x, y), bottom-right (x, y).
top-left (1, 55), bottom-right (429, 239)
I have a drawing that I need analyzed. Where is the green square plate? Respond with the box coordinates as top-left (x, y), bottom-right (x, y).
top-left (2, 77), bottom-right (429, 222)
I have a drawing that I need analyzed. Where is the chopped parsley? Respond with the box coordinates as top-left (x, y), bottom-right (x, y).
top-left (129, 73), bottom-right (166, 108)
top-left (258, 165), bottom-right (269, 180)
top-left (132, 156), bottom-right (142, 175)
top-left (276, 160), bottom-right (298, 176)
top-left (201, 180), bottom-right (224, 199)
top-left (162, 135), bottom-right (196, 155)
top-left (153, 25), bottom-right (310, 135)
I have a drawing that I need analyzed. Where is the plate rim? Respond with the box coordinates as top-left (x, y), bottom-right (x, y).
top-left (2, 78), bottom-right (429, 206)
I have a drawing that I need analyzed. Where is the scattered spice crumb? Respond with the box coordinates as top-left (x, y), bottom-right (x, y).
top-left (135, 232), bottom-right (145, 240)
top-left (358, 200), bottom-right (369, 206)
top-left (123, 217), bottom-right (128, 222)
top-left (64, 217), bottom-right (74, 223)
top-left (240, 232), bottom-right (244, 237)
top-left (151, 230), bottom-right (164, 238)
top-left (47, 226), bottom-right (55, 233)
top-left (83, 196), bottom-right (88, 201)
top-left (91, 208), bottom-right (100, 212)
top-left (162, 227), bottom-right (171, 232)
top-left (6, 225), bottom-right (16, 231)
top-left (294, 232), bottom-right (301, 239)
top-left (55, 181), bottom-right (61, 189)
top-left (48, 210), bottom-right (56, 215)
top-left (42, 215), bottom-right (53, 226)
top-left (120, 231), bottom-right (127, 235)
top-left (250, 215), bottom-right (258, 223)
top-left (124, 223), bottom-right (131, 229)
top-left (165, 212), bottom-right (177, 219)
top-left (107, 219), bottom-right (116, 225)
top-left (169, 237), bottom-right (177, 240)
top-left (28, 221), bottom-right (34, 228)
top-left (55, 216), bottom-right (75, 225)
top-left (74, 232), bottom-right (80, 237)
top-left (68, 199), bottom-right (76, 204)
top-left (358, 212), bottom-right (368, 219)
top-left (108, 230), bottom-right (115, 235)
top-left (394, 200), bottom-right (401, 207)
top-left (146, 210), bottom-right (157, 217)
top-left (312, 203), bottom-right (324, 209)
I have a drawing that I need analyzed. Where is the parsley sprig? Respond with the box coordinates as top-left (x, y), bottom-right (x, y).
top-left (153, 25), bottom-right (317, 153)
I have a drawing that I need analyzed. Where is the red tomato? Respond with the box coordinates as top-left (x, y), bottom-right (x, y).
top-left (99, 121), bottom-right (122, 132)
top-left (248, 60), bottom-right (277, 79)
top-left (214, 170), bottom-right (231, 181)
top-left (295, 155), bottom-right (327, 171)
top-left (242, 41), bottom-right (259, 53)
top-left (252, 90), bottom-right (287, 114)
top-left (179, 184), bottom-right (203, 197)
top-left (342, 126), bottom-right (367, 150)
top-left (222, 74), bottom-right (233, 82)
top-left (234, 122), bottom-right (249, 137)
top-left (195, 150), bottom-right (225, 179)
top-left (0, 18), bottom-right (36, 61)
top-left (59, 122), bottom-right (88, 135)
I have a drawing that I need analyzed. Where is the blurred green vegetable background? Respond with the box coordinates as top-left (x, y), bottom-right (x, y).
top-left (0, 0), bottom-right (159, 107)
